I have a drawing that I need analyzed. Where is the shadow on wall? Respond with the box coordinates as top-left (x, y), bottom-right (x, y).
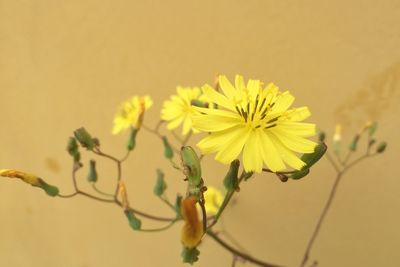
top-left (335, 62), bottom-right (400, 128)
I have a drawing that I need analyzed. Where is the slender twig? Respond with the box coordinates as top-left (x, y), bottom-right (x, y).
top-left (325, 152), bottom-right (341, 173)
top-left (138, 219), bottom-right (178, 232)
top-left (159, 195), bottom-right (176, 212)
top-left (92, 183), bottom-right (114, 197)
top-left (182, 131), bottom-right (192, 146)
top-left (299, 151), bottom-right (377, 267)
top-left (206, 230), bottom-right (283, 267)
top-left (171, 130), bottom-right (184, 144)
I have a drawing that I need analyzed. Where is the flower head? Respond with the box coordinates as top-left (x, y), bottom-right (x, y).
top-left (161, 87), bottom-right (209, 135)
top-left (112, 96), bottom-right (153, 135)
top-left (192, 75), bottom-right (317, 173)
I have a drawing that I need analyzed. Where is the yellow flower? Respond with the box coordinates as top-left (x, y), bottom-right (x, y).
top-left (112, 96), bottom-right (153, 135)
top-left (192, 75), bottom-right (317, 173)
top-left (181, 196), bottom-right (203, 248)
top-left (161, 87), bottom-right (208, 135)
top-left (203, 186), bottom-right (223, 215)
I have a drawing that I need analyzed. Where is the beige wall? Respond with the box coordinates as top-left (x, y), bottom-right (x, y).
top-left (1, 1), bottom-right (400, 266)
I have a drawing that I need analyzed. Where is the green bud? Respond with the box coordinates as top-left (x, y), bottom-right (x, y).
top-left (301, 142), bottom-right (327, 169)
top-left (124, 210), bottom-right (142, 230)
top-left (74, 127), bottom-right (96, 150)
top-left (127, 128), bottom-right (139, 151)
top-left (37, 178), bottom-right (59, 197)
top-left (153, 169), bottom-right (167, 197)
top-left (318, 131), bottom-right (326, 142)
top-left (181, 246), bottom-right (200, 265)
top-left (368, 122), bottom-right (378, 137)
top-left (162, 136), bottom-right (173, 159)
top-left (290, 168), bottom-right (310, 180)
top-left (87, 160), bottom-right (98, 183)
top-left (376, 141), bottom-right (387, 153)
top-left (348, 135), bottom-right (360, 152)
top-left (67, 137), bottom-right (79, 156)
top-left (223, 160), bottom-right (240, 191)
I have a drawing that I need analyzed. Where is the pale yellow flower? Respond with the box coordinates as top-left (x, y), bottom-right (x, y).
top-left (112, 96), bottom-right (153, 135)
top-left (192, 75), bottom-right (317, 173)
top-left (203, 186), bottom-right (223, 215)
top-left (161, 87), bottom-right (208, 135)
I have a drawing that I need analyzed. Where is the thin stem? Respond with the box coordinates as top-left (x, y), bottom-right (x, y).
top-left (182, 131), bottom-right (192, 146)
top-left (92, 183), bottom-right (114, 197)
top-left (299, 151), bottom-right (377, 267)
top-left (208, 171), bottom-right (252, 229)
top-left (262, 168), bottom-right (297, 175)
top-left (171, 130), bottom-right (184, 144)
top-left (159, 195), bottom-right (176, 212)
top-left (93, 149), bottom-right (122, 201)
top-left (299, 172), bottom-right (343, 267)
top-left (138, 219), bottom-right (178, 232)
top-left (325, 152), bottom-right (341, 173)
top-left (57, 192), bottom-right (78, 198)
top-left (77, 190), bottom-right (116, 203)
top-left (206, 230), bottom-right (283, 267)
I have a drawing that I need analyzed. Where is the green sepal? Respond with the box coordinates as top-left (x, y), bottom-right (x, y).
top-left (153, 169), bottom-right (167, 197)
top-left (87, 160), bottom-right (98, 183)
top-left (127, 128), bottom-right (139, 151)
top-left (290, 169), bottom-right (310, 180)
top-left (124, 210), bottom-right (142, 230)
top-left (376, 141), bottom-right (387, 153)
top-left (289, 142), bottom-right (327, 180)
top-left (223, 160), bottom-right (240, 190)
top-left (162, 136), bottom-right (174, 159)
top-left (181, 246), bottom-right (200, 265)
top-left (74, 127), bottom-right (96, 150)
top-left (348, 135), bottom-right (360, 152)
top-left (37, 178), bottom-right (59, 197)
top-left (301, 142), bottom-right (327, 169)
top-left (368, 122), bottom-right (378, 137)
top-left (190, 99), bottom-right (207, 108)
top-left (174, 194), bottom-right (183, 218)
top-left (180, 146), bottom-right (202, 187)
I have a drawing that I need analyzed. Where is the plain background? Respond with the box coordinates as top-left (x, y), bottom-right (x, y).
top-left (1, 1), bottom-right (400, 266)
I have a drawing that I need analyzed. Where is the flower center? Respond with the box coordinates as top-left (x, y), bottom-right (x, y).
top-left (235, 93), bottom-right (280, 130)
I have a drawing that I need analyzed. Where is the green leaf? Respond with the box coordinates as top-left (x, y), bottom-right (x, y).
top-left (223, 160), bottom-right (239, 190)
top-left (368, 122), bottom-right (378, 137)
top-left (127, 128), bottom-right (139, 151)
top-left (124, 210), bottom-right (142, 230)
top-left (153, 169), bottom-right (167, 197)
top-left (376, 141), bottom-right (387, 153)
top-left (348, 135), bottom-right (360, 152)
top-left (181, 246), bottom-right (200, 265)
top-left (74, 127), bottom-right (96, 150)
top-left (87, 160), bottom-right (98, 183)
top-left (162, 136), bottom-right (174, 159)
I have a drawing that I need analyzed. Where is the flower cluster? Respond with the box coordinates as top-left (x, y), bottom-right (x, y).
top-left (113, 75), bottom-right (317, 173)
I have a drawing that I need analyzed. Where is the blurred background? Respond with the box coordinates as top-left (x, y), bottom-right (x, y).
top-left (1, 1), bottom-right (399, 266)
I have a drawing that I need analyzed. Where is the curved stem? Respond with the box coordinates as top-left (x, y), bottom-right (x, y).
top-left (206, 230), bottom-right (283, 267)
